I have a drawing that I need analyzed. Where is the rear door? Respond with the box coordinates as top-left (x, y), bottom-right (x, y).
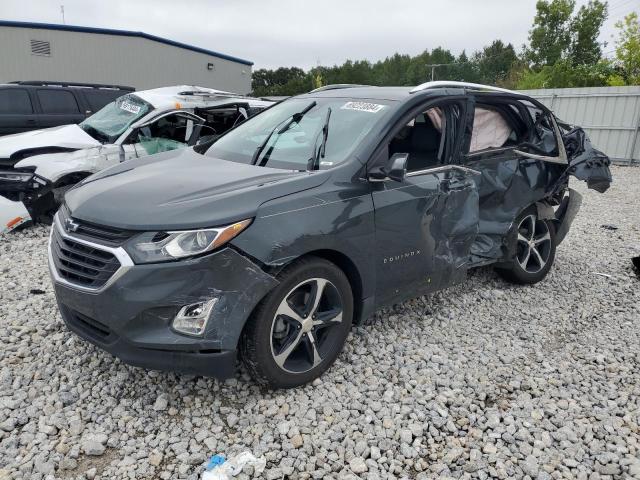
top-left (0, 88), bottom-right (37, 135)
top-left (463, 94), bottom-right (566, 263)
top-left (35, 88), bottom-right (85, 128)
top-left (370, 97), bottom-right (480, 306)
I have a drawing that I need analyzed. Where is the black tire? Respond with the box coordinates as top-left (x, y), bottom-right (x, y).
top-left (240, 256), bottom-right (353, 388)
top-left (496, 206), bottom-right (556, 285)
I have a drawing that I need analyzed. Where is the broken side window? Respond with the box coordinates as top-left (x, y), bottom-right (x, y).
top-left (126, 113), bottom-right (196, 156)
top-left (518, 100), bottom-right (560, 157)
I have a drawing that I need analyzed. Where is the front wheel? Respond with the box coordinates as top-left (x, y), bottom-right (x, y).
top-left (496, 207), bottom-right (556, 284)
top-left (240, 257), bottom-right (353, 388)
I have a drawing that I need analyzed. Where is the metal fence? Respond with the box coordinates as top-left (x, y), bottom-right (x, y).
top-left (518, 86), bottom-right (640, 165)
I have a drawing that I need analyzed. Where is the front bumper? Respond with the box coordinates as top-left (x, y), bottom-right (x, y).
top-left (49, 219), bottom-right (278, 379)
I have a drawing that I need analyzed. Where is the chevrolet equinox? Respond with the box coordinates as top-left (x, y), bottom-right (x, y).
top-left (48, 82), bottom-right (612, 388)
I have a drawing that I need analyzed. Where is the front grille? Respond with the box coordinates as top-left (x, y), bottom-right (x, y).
top-left (59, 205), bottom-right (134, 246)
top-left (51, 227), bottom-right (121, 288)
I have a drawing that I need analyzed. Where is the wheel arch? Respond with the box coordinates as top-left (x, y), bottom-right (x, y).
top-left (302, 249), bottom-right (365, 324)
top-left (255, 248), bottom-right (366, 327)
top-left (53, 170), bottom-right (93, 187)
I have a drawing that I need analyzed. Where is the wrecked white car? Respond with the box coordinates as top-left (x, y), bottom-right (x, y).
top-left (0, 85), bottom-right (273, 232)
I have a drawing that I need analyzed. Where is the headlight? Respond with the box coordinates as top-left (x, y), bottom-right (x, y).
top-left (0, 171), bottom-right (34, 182)
top-left (125, 219), bottom-right (252, 264)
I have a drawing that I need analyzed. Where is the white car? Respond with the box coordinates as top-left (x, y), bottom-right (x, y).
top-left (0, 85), bottom-right (273, 233)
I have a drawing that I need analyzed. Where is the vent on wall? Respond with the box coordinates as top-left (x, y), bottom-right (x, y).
top-left (30, 39), bottom-right (51, 56)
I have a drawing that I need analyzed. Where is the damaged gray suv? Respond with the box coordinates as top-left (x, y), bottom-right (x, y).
top-left (49, 81), bottom-right (612, 388)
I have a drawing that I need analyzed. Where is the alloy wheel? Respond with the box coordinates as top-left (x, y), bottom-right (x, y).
top-left (270, 278), bottom-right (343, 374)
top-left (516, 214), bottom-right (552, 274)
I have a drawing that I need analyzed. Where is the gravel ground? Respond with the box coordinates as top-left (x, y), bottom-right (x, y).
top-left (0, 165), bottom-right (639, 480)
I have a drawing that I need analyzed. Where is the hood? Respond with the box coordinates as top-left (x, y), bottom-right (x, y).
top-left (0, 124), bottom-right (100, 159)
top-left (66, 148), bottom-right (329, 230)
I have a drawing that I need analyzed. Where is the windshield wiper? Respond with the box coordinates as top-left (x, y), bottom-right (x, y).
top-left (307, 107), bottom-right (332, 171)
top-left (251, 101), bottom-right (317, 166)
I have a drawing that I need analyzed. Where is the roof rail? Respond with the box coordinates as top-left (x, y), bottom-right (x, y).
top-left (9, 80), bottom-right (135, 91)
top-left (410, 81), bottom-right (516, 95)
top-left (310, 84), bottom-right (372, 93)
top-left (177, 90), bottom-right (243, 99)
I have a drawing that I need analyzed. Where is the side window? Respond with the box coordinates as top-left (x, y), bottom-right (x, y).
top-left (37, 89), bottom-right (80, 114)
top-left (0, 89), bottom-right (33, 114)
top-left (388, 103), bottom-right (462, 172)
top-left (132, 114), bottom-right (195, 155)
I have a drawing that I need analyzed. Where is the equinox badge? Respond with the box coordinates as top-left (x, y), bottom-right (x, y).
top-left (384, 250), bottom-right (421, 264)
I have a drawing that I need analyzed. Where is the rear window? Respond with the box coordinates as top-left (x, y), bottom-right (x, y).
top-left (83, 89), bottom-right (125, 112)
top-left (0, 89), bottom-right (33, 114)
top-left (37, 89), bottom-right (80, 114)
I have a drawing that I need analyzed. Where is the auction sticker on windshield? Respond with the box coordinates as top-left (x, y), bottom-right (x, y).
top-left (341, 102), bottom-right (385, 113)
top-left (120, 101), bottom-right (141, 114)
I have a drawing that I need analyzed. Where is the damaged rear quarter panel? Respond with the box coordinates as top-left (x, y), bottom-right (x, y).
top-left (467, 152), bottom-right (566, 261)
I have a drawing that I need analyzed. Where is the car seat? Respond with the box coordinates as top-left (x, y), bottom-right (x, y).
top-left (406, 123), bottom-right (440, 171)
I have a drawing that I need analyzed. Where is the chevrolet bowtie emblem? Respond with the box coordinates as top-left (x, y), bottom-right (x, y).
top-left (64, 218), bottom-right (80, 232)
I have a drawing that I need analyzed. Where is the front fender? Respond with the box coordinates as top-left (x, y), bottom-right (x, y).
top-left (15, 147), bottom-right (110, 183)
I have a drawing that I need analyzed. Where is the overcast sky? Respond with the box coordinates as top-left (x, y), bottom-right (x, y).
top-left (0, 0), bottom-right (631, 70)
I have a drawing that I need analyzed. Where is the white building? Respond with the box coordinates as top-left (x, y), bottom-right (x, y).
top-left (0, 20), bottom-right (253, 94)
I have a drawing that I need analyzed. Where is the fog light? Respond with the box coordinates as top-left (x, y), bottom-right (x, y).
top-left (172, 299), bottom-right (217, 336)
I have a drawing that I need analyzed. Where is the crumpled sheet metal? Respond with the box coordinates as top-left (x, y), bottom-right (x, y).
top-left (431, 173), bottom-right (480, 287)
top-left (469, 157), bottom-right (564, 260)
top-left (470, 126), bottom-right (611, 262)
top-left (561, 127), bottom-right (612, 194)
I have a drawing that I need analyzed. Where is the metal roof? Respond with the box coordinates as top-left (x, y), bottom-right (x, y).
top-left (0, 20), bottom-right (253, 66)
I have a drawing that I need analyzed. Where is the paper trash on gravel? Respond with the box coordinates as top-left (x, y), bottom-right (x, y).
top-left (201, 452), bottom-right (266, 479)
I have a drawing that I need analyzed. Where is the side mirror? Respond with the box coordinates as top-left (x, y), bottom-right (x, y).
top-left (369, 153), bottom-right (408, 182)
top-left (387, 153), bottom-right (408, 182)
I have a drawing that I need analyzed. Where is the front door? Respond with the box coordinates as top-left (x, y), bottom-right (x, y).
top-left (371, 99), bottom-right (480, 306)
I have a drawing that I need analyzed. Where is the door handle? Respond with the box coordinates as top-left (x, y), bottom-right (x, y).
top-left (26, 119), bottom-right (36, 124)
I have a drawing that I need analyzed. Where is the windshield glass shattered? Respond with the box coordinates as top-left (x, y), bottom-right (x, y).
top-left (205, 98), bottom-right (393, 170)
top-left (80, 94), bottom-right (152, 143)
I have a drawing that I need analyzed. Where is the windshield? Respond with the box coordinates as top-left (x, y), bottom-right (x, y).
top-left (80, 94), bottom-right (152, 143)
top-left (205, 97), bottom-right (393, 170)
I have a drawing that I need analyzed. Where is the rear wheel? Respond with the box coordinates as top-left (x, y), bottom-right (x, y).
top-left (496, 207), bottom-right (556, 284)
top-left (240, 257), bottom-right (353, 388)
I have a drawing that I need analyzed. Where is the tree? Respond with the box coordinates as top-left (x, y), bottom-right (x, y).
top-left (474, 40), bottom-right (519, 84)
top-left (251, 67), bottom-right (309, 96)
top-left (569, 0), bottom-right (608, 65)
top-left (526, 0), bottom-right (575, 67)
top-left (515, 59), bottom-right (618, 89)
top-left (614, 12), bottom-right (640, 84)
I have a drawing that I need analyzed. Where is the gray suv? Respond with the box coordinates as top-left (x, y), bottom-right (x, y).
top-left (48, 82), bottom-right (611, 388)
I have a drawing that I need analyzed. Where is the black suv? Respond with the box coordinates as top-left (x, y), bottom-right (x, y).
top-left (48, 82), bottom-right (611, 388)
top-left (0, 81), bottom-right (134, 136)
